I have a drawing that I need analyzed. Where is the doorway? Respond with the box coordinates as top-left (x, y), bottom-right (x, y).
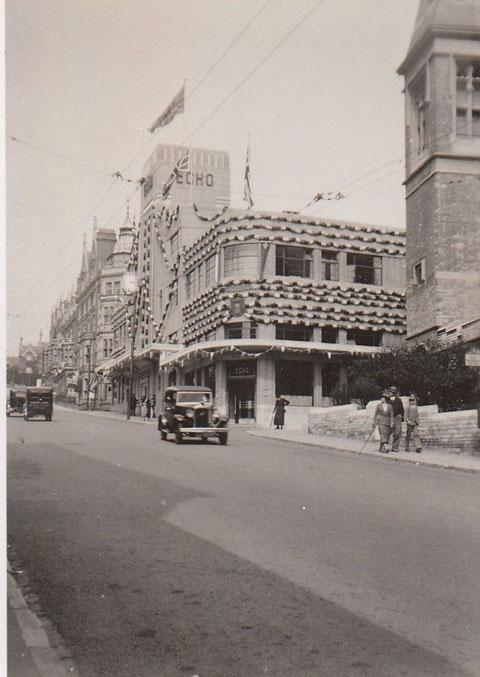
top-left (227, 360), bottom-right (256, 422)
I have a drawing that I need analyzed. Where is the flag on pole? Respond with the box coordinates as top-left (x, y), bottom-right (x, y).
top-left (162, 149), bottom-right (190, 198)
top-left (243, 144), bottom-right (253, 209)
top-left (148, 85), bottom-right (185, 134)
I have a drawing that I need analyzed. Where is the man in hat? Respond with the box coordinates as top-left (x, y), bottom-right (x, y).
top-left (389, 386), bottom-right (404, 452)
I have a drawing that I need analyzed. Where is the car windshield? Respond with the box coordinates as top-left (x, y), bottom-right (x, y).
top-left (176, 392), bottom-right (211, 403)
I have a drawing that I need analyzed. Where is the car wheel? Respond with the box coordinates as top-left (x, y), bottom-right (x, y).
top-left (160, 429), bottom-right (167, 441)
top-left (219, 433), bottom-right (228, 445)
top-left (175, 431), bottom-right (183, 444)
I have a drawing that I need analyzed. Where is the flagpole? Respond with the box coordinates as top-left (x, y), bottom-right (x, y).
top-left (183, 78), bottom-right (194, 208)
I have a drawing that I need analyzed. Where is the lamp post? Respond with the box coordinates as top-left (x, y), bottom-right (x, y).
top-left (85, 337), bottom-right (93, 411)
top-left (122, 272), bottom-right (139, 420)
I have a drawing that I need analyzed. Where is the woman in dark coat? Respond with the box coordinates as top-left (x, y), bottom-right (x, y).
top-left (273, 395), bottom-right (290, 430)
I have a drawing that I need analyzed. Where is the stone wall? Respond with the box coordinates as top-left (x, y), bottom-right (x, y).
top-left (308, 401), bottom-right (480, 456)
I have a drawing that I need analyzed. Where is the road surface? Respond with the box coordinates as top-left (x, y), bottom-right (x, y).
top-left (7, 409), bottom-right (480, 676)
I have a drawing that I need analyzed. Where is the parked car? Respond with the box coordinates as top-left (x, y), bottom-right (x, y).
top-left (7, 389), bottom-right (26, 416)
top-left (158, 386), bottom-right (228, 444)
top-left (24, 387), bottom-right (53, 421)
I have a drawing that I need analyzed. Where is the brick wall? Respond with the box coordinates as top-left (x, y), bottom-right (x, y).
top-left (308, 402), bottom-right (480, 456)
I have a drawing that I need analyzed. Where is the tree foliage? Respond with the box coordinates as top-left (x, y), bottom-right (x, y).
top-left (345, 343), bottom-right (479, 411)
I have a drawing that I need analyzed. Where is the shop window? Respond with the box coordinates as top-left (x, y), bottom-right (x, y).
top-left (456, 60), bottom-right (480, 137)
top-left (224, 243), bottom-right (258, 277)
top-left (168, 370), bottom-right (177, 386)
top-left (346, 253), bottom-right (382, 285)
top-left (321, 250), bottom-right (339, 281)
top-left (276, 245), bottom-right (312, 278)
top-left (276, 324), bottom-right (313, 341)
top-left (414, 258), bottom-right (426, 285)
top-left (322, 327), bottom-right (338, 343)
top-left (275, 360), bottom-right (313, 401)
top-left (225, 323), bottom-right (243, 339)
top-left (205, 254), bottom-right (216, 287)
top-left (204, 365), bottom-right (215, 394)
top-left (347, 329), bottom-right (381, 346)
top-left (185, 371), bottom-right (195, 385)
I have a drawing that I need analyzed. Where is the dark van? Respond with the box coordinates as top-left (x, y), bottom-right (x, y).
top-left (24, 387), bottom-right (54, 421)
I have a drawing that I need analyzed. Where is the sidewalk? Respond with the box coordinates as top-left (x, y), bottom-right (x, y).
top-left (7, 563), bottom-right (78, 677)
top-left (247, 428), bottom-right (480, 473)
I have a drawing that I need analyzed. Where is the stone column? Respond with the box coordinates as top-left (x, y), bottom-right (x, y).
top-left (313, 361), bottom-right (323, 406)
top-left (215, 361), bottom-right (227, 414)
top-left (256, 356), bottom-right (275, 427)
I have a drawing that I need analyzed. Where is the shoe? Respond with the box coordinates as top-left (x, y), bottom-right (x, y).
top-left (391, 449), bottom-right (399, 453)
top-left (415, 448), bottom-right (422, 453)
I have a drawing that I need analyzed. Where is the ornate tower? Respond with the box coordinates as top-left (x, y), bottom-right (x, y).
top-left (398, 0), bottom-right (480, 342)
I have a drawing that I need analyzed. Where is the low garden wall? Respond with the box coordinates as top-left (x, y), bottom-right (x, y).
top-left (308, 400), bottom-right (480, 456)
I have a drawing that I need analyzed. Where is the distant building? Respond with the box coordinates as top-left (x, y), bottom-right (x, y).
top-left (398, 0), bottom-right (480, 343)
top-left (11, 333), bottom-right (48, 386)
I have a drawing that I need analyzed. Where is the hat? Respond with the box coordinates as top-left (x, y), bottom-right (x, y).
top-left (408, 394), bottom-right (416, 401)
top-left (390, 386), bottom-right (398, 394)
top-left (382, 390), bottom-right (390, 397)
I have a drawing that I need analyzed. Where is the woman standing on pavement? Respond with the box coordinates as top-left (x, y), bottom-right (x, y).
top-left (273, 395), bottom-right (290, 430)
top-left (372, 390), bottom-right (394, 453)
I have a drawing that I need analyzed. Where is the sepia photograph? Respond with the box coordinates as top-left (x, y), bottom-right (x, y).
top-left (4, 0), bottom-right (480, 675)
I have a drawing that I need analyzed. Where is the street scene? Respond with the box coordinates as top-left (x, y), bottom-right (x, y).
top-left (5, 0), bottom-right (480, 675)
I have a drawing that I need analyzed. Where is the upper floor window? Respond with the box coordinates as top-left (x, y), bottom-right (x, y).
top-left (456, 60), bottom-right (480, 137)
top-left (321, 250), bottom-right (339, 281)
top-left (322, 327), bottom-right (338, 344)
top-left (186, 271), bottom-right (195, 300)
top-left (410, 68), bottom-right (429, 152)
top-left (224, 243), bottom-right (258, 277)
top-left (276, 245), bottom-right (312, 278)
top-left (347, 329), bottom-right (381, 347)
top-left (205, 254), bottom-right (216, 287)
top-left (276, 324), bottom-right (313, 341)
top-left (105, 281), bottom-right (113, 295)
top-left (225, 323), bottom-right (242, 339)
top-left (113, 280), bottom-right (120, 295)
top-left (414, 258), bottom-right (426, 285)
top-left (171, 280), bottom-right (178, 305)
top-left (346, 253), bottom-right (382, 286)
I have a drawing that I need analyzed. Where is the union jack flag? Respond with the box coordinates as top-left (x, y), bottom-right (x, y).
top-left (243, 144), bottom-right (253, 209)
top-left (162, 149), bottom-right (190, 198)
top-left (148, 85), bottom-right (185, 133)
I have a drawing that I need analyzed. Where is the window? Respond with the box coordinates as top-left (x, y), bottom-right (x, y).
top-left (109, 338), bottom-right (113, 354)
top-left (225, 323), bottom-right (243, 339)
top-left (197, 263), bottom-right (204, 293)
top-left (456, 60), bottom-right (480, 137)
top-left (186, 271), bottom-right (195, 300)
top-left (205, 255), bottom-right (216, 287)
top-left (171, 280), bottom-right (178, 305)
top-left (106, 281), bottom-right (112, 295)
top-left (103, 307), bottom-right (111, 325)
top-left (276, 245), bottom-right (312, 278)
top-left (250, 321), bottom-right (257, 339)
top-left (276, 324), bottom-right (313, 341)
top-left (347, 329), bottom-right (381, 346)
top-left (103, 339), bottom-right (108, 358)
top-left (322, 327), bottom-right (338, 343)
top-left (224, 243), bottom-right (258, 277)
top-left (114, 280), bottom-right (120, 294)
top-left (321, 250), bottom-right (339, 281)
top-left (346, 253), bottom-right (382, 285)
top-left (414, 258), bottom-right (426, 285)
top-left (170, 232), bottom-right (179, 258)
top-left (410, 68), bottom-right (429, 152)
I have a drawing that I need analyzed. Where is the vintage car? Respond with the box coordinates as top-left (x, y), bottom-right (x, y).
top-left (158, 386), bottom-right (228, 444)
top-left (7, 389), bottom-right (26, 416)
top-left (24, 387), bottom-right (53, 421)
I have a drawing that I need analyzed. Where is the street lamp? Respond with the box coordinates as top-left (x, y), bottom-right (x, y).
top-left (121, 271), bottom-right (138, 420)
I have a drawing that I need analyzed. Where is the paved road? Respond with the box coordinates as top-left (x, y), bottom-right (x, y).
top-left (7, 409), bottom-right (480, 676)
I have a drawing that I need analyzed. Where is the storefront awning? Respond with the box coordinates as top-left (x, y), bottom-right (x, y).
top-left (96, 342), bottom-right (184, 375)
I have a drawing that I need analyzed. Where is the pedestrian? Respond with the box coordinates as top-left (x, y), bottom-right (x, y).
top-left (273, 395), bottom-right (290, 430)
top-left (405, 394), bottom-right (422, 453)
top-left (140, 396), bottom-right (147, 420)
top-left (129, 392), bottom-right (137, 417)
top-left (388, 385), bottom-right (404, 452)
top-left (372, 390), bottom-right (394, 453)
top-left (146, 396), bottom-right (151, 420)
top-left (151, 394), bottom-right (156, 418)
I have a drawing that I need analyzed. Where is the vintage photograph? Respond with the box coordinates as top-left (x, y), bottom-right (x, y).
top-left (5, 0), bottom-right (480, 675)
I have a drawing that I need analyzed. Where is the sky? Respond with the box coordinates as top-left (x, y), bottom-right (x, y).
top-left (5, 0), bottom-right (419, 355)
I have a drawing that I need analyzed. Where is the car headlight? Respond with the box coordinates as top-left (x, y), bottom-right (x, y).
top-left (174, 414), bottom-right (185, 422)
top-left (185, 409), bottom-right (194, 418)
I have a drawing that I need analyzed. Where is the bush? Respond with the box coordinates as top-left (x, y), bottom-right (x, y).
top-left (345, 343), bottom-right (479, 412)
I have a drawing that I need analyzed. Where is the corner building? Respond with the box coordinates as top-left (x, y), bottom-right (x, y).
top-left (398, 0), bottom-right (480, 342)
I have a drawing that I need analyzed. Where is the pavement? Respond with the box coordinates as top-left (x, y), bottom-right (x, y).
top-left (247, 427), bottom-right (480, 473)
top-left (7, 405), bottom-right (479, 676)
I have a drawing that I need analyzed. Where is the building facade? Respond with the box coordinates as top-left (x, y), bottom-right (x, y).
top-left (101, 141), bottom-right (407, 425)
top-left (398, 0), bottom-right (480, 343)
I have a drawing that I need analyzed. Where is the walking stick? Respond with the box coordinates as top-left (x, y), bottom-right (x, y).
top-left (360, 427), bottom-right (375, 452)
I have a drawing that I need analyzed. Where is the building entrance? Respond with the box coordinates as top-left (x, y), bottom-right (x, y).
top-left (227, 360), bottom-right (256, 422)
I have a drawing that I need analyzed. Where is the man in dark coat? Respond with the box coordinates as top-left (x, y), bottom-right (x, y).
top-left (389, 386), bottom-right (404, 452)
top-left (129, 392), bottom-right (137, 417)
